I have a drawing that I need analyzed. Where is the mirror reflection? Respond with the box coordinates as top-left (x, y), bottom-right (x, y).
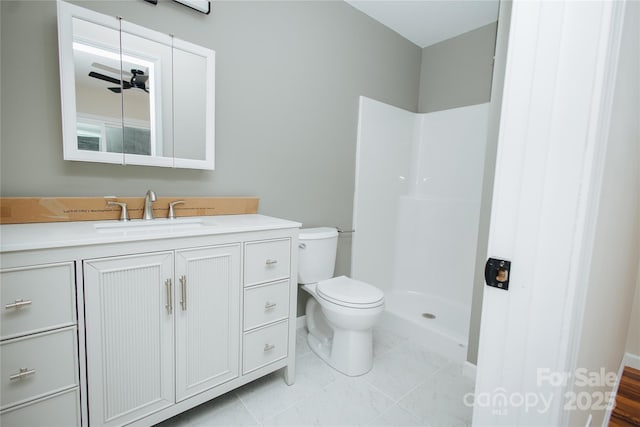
top-left (58, 1), bottom-right (215, 169)
top-left (120, 28), bottom-right (173, 159)
top-left (72, 17), bottom-right (163, 157)
top-left (173, 44), bottom-right (207, 161)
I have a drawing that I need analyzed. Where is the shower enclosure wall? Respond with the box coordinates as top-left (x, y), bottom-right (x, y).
top-left (352, 96), bottom-right (489, 361)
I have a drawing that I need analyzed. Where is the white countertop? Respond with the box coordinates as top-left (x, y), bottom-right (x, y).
top-left (0, 214), bottom-right (302, 252)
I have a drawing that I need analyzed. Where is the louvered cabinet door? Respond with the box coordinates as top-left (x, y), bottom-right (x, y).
top-left (174, 244), bottom-right (241, 402)
top-left (84, 252), bottom-right (175, 426)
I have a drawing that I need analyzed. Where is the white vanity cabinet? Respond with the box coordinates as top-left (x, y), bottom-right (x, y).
top-left (0, 214), bottom-right (299, 427)
top-left (83, 252), bottom-right (176, 426)
top-left (242, 239), bottom-right (293, 378)
top-left (174, 245), bottom-right (241, 402)
top-left (84, 244), bottom-right (241, 425)
top-left (0, 262), bottom-right (81, 426)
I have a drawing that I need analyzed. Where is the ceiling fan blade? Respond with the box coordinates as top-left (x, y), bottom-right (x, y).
top-left (92, 62), bottom-right (132, 77)
top-left (108, 81), bottom-right (134, 93)
top-left (89, 71), bottom-right (122, 85)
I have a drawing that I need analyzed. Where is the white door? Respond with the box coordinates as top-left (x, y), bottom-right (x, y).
top-left (174, 244), bottom-right (241, 402)
top-left (474, 1), bottom-right (637, 426)
top-left (84, 252), bottom-right (174, 426)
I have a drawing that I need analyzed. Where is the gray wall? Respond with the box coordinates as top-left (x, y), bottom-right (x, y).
top-left (418, 22), bottom-right (497, 113)
top-left (0, 0), bottom-right (421, 315)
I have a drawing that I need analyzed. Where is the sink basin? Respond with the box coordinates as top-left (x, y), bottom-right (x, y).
top-left (95, 217), bottom-right (207, 233)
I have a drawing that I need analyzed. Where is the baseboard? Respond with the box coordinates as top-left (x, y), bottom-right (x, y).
top-left (296, 315), bottom-right (307, 330)
top-left (623, 352), bottom-right (640, 370)
top-left (463, 361), bottom-right (477, 380)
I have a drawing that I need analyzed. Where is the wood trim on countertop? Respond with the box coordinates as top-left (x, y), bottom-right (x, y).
top-left (0, 197), bottom-right (259, 224)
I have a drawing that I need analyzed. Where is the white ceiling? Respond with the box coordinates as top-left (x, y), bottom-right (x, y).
top-left (346, 0), bottom-right (500, 48)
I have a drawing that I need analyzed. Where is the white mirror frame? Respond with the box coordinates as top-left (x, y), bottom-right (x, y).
top-left (56, 1), bottom-right (215, 170)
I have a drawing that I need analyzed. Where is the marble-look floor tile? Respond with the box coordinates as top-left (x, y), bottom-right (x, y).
top-left (398, 365), bottom-right (474, 427)
top-left (157, 392), bottom-right (258, 427)
top-left (235, 351), bottom-right (339, 422)
top-left (155, 413), bottom-right (190, 427)
top-left (157, 326), bottom-right (473, 427)
top-left (372, 327), bottom-right (408, 359)
top-left (264, 376), bottom-right (394, 427)
top-left (362, 340), bottom-right (448, 401)
top-left (365, 403), bottom-right (425, 427)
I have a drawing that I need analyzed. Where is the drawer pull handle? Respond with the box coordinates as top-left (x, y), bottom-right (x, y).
top-left (180, 275), bottom-right (187, 311)
top-left (5, 299), bottom-right (33, 310)
top-left (263, 343), bottom-right (275, 352)
top-left (165, 279), bottom-right (173, 315)
top-left (9, 368), bottom-right (36, 381)
top-left (265, 259), bottom-right (278, 266)
top-left (264, 302), bottom-right (277, 310)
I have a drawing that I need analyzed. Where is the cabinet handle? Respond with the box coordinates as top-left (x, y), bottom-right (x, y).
top-left (5, 299), bottom-right (32, 310)
top-left (265, 259), bottom-right (278, 265)
top-left (263, 343), bottom-right (275, 352)
top-left (165, 279), bottom-right (173, 314)
top-left (264, 301), bottom-right (277, 310)
top-left (9, 368), bottom-right (36, 381)
top-left (180, 275), bottom-right (187, 311)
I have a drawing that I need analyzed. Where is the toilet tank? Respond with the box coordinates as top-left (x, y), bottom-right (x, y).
top-left (298, 227), bottom-right (339, 284)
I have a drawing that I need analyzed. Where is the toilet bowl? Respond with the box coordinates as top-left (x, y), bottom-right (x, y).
top-left (298, 228), bottom-right (385, 376)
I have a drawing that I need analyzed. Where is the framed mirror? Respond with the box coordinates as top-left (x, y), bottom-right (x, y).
top-left (57, 1), bottom-right (215, 169)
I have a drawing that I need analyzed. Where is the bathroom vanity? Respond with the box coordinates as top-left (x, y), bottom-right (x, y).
top-left (0, 215), bottom-right (300, 426)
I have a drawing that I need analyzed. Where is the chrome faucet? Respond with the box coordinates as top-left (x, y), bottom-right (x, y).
top-left (143, 190), bottom-right (157, 220)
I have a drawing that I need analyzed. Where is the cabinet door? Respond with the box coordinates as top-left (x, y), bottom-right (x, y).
top-left (84, 252), bottom-right (174, 426)
top-left (175, 244), bottom-right (240, 402)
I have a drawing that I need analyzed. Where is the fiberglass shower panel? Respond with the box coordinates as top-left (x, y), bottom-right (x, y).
top-left (352, 98), bottom-right (489, 341)
top-left (351, 96), bottom-right (416, 292)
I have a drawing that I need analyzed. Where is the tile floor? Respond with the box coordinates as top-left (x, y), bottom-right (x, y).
top-left (158, 326), bottom-right (474, 426)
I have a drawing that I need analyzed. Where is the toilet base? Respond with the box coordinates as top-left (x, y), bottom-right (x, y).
top-left (306, 324), bottom-right (374, 377)
top-left (303, 283), bottom-right (382, 377)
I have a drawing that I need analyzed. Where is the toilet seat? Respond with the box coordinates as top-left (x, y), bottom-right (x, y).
top-left (316, 276), bottom-right (384, 309)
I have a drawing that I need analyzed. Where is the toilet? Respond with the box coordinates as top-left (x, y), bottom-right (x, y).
top-left (298, 227), bottom-right (385, 376)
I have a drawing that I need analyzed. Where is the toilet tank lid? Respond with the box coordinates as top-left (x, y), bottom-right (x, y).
top-left (299, 227), bottom-right (338, 240)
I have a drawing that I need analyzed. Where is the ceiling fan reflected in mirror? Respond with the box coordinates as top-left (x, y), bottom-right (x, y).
top-left (88, 63), bottom-right (149, 94)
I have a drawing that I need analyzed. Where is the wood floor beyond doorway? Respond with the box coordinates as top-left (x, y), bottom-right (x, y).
top-left (610, 366), bottom-right (640, 426)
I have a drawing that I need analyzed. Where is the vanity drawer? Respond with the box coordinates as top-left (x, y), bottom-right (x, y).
top-left (0, 388), bottom-right (80, 427)
top-left (1, 263), bottom-right (76, 340)
top-left (244, 280), bottom-right (289, 331)
top-left (244, 239), bottom-right (291, 286)
top-left (1, 327), bottom-right (78, 410)
top-left (243, 321), bottom-right (288, 374)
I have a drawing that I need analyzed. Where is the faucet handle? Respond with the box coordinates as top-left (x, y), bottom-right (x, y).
top-left (107, 201), bottom-right (130, 221)
top-left (168, 200), bottom-right (185, 220)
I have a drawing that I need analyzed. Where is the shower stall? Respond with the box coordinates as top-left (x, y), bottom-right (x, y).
top-left (351, 96), bottom-right (489, 361)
